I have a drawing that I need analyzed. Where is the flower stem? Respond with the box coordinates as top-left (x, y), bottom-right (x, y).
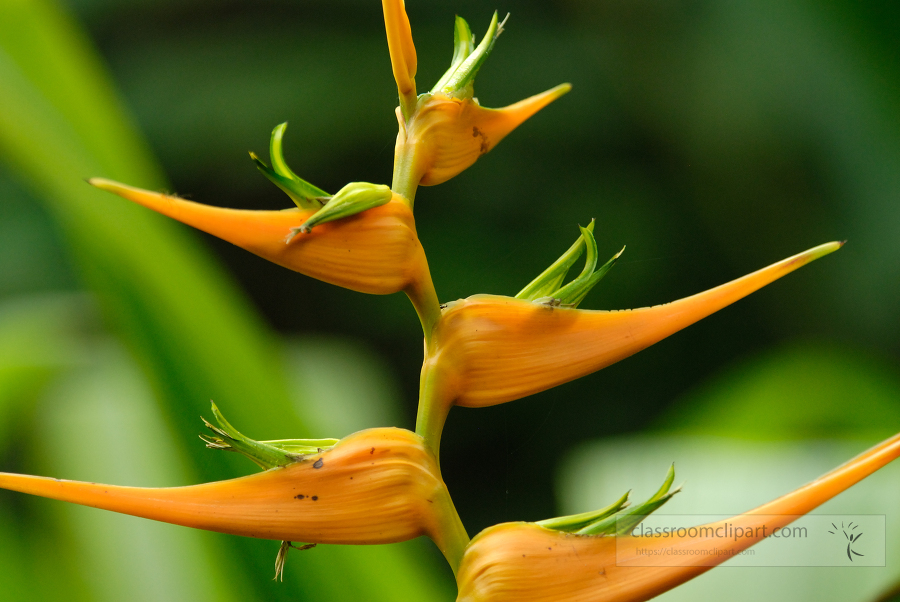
top-left (431, 491), bottom-right (470, 576)
top-left (391, 149), bottom-right (420, 209)
top-left (391, 105), bottom-right (424, 210)
top-left (415, 361), bottom-right (453, 460)
top-left (399, 88), bottom-right (418, 125)
top-left (406, 268), bottom-right (442, 346)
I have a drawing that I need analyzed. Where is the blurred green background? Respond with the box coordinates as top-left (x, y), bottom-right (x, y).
top-left (1, 0), bottom-right (898, 600)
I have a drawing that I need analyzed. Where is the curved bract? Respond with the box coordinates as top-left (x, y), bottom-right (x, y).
top-left (398, 86), bottom-right (571, 188)
top-left (428, 242), bottom-right (842, 410)
top-left (456, 431), bottom-right (900, 602)
top-left (88, 178), bottom-right (429, 296)
top-left (0, 428), bottom-right (462, 554)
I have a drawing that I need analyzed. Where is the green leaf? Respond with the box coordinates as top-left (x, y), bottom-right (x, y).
top-left (0, 2), bottom-right (450, 600)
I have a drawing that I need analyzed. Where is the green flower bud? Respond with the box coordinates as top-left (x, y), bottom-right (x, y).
top-left (516, 220), bottom-right (624, 308)
top-left (251, 122), bottom-right (330, 209)
top-left (535, 465), bottom-right (679, 537)
top-left (200, 401), bottom-right (337, 470)
top-left (292, 181), bottom-right (394, 237)
top-left (431, 12), bottom-right (507, 99)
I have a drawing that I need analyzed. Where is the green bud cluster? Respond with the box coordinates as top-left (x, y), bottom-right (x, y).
top-left (251, 123), bottom-right (330, 209)
top-left (516, 220), bottom-right (624, 308)
top-left (431, 12), bottom-right (507, 99)
top-left (536, 465), bottom-right (680, 536)
top-left (201, 401), bottom-right (337, 470)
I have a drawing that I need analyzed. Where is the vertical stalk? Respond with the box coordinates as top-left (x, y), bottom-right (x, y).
top-left (405, 267), bottom-right (442, 346)
top-left (416, 360), bottom-right (453, 461)
top-left (399, 88), bottom-right (418, 126)
top-left (431, 490), bottom-right (470, 576)
top-left (391, 107), bottom-right (423, 209)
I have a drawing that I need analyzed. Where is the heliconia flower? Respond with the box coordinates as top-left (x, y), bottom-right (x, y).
top-left (88, 178), bottom-right (431, 297)
top-left (455, 430), bottom-right (900, 602)
top-left (416, 242), bottom-right (842, 449)
top-left (0, 426), bottom-right (468, 569)
top-left (383, 2), bottom-right (570, 195)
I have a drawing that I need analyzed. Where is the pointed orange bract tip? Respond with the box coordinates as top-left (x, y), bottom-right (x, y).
top-left (383, 0), bottom-right (417, 96)
top-left (401, 84), bottom-right (570, 187)
top-left (456, 431), bottom-right (900, 602)
top-left (428, 242), bottom-right (841, 409)
top-left (89, 178), bottom-right (430, 296)
top-left (0, 428), bottom-right (457, 547)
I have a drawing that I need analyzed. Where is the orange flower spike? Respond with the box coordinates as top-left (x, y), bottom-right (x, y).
top-left (417, 242), bottom-right (842, 450)
top-left (456, 430), bottom-right (900, 602)
top-left (0, 427), bottom-right (469, 571)
top-left (88, 178), bottom-right (432, 298)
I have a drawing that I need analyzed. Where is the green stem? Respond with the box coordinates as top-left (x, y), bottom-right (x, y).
top-left (391, 102), bottom-right (423, 210)
top-left (391, 149), bottom-right (420, 209)
top-left (415, 361), bottom-right (452, 461)
top-left (432, 491), bottom-right (470, 576)
top-left (406, 269), bottom-right (442, 346)
top-left (399, 86), bottom-right (418, 125)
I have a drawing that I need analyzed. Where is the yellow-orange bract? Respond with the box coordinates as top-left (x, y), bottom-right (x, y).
top-left (455, 431), bottom-right (900, 602)
top-left (425, 242), bottom-right (841, 410)
top-left (0, 428), bottom-right (463, 557)
top-left (89, 178), bottom-right (432, 297)
top-left (397, 85), bottom-right (571, 187)
top-left (382, 0), bottom-right (416, 98)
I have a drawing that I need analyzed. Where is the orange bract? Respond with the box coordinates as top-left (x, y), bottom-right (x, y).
top-left (398, 86), bottom-right (571, 187)
top-left (382, 0), bottom-right (417, 97)
top-left (89, 178), bottom-right (431, 296)
top-left (456, 430), bottom-right (900, 602)
top-left (0, 428), bottom-right (461, 551)
top-left (427, 242), bottom-right (841, 409)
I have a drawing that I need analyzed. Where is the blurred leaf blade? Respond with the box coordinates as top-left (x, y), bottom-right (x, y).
top-left (0, 1), bottom-right (450, 600)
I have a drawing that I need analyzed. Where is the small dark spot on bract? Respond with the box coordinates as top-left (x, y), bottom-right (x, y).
top-left (370, 447), bottom-right (375, 454)
top-left (522, 554), bottom-right (526, 558)
top-left (548, 547), bottom-right (552, 551)
top-left (313, 458), bottom-right (324, 469)
top-left (312, 495), bottom-right (318, 501)
top-left (472, 126), bottom-right (480, 137)
top-left (295, 494), bottom-right (305, 499)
